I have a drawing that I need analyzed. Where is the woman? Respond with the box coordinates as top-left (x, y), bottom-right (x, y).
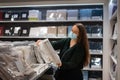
top-left (36, 23), bottom-right (90, 80)
top-left (52, 23), bottom-right (90, 80)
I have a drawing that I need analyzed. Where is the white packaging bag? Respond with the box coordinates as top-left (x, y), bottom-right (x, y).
top-left (37, 39), bottom-right (61, 67)
top-left (34, 45), bottom-right (44, 64)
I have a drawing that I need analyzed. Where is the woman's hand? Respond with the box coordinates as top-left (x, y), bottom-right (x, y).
top-left (36, 40), bottom-right (41, 46)
top-left (57, 62), bottom-right (62, 67)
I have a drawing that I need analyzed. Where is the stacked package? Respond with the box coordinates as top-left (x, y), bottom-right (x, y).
top-left (0, 39), bottom-right (61, 80)
top-left (28, 10), bottom-right (42, 21)
top-left (67, 9), bottom-right (78, 20)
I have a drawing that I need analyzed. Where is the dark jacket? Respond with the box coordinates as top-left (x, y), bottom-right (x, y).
top-left (51, 38), bottom-right (85, 80)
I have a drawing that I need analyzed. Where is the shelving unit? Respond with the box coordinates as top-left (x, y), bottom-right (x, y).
top-left (0, 20), bottom-right (103, 22)
top-left (110, 55), bottom-right (117, 65)
top-left (116, 0), bottom-right (120, 79)
top-left (0, 36), bottom-right (103, 39)
top-left (0, 20), bottom-right (103, 27)
top-left (109, 0), bottom-right (118, 80)
top-left (0, 4), bottom-right (104, 80)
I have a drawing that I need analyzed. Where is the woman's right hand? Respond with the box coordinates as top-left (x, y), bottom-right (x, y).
top-left (36, 40), bottom-right (41, 46)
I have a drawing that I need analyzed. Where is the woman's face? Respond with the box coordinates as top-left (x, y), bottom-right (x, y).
top-left (72, 25), bottom-right (79, 36)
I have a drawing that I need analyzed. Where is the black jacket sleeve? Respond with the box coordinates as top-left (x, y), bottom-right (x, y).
top-left (51, 38), bottom-right (67, 50)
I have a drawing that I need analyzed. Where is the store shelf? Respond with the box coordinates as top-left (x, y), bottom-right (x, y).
top-left (0, 36), bottom-right (66, 39)
top-left (0, 20), bottom-right (103, 22)
top-left (109, 71), bottom-right (115, 80)
top-left (0, 3), bottom-right (104, 8)
top-left (110, 55), bottom-right (117, 64)
top-left (0, 20), bottom-right (103, 26)
top-left (83, 67), bottom-right (103, 71)
top-left (110, 9), bottom-right (117, 22)
top-left (90, 52), bottom-right (103, 55)
top-left (0, 36), bottom-right (67, 41)
top-left (88, 36), bottom-right (103, 39)
top-left (110, 36), bottom-right (117, 41)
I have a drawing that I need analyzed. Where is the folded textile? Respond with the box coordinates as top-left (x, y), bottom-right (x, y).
top-left (0, 41), bottom-right (56, 80)
top-left (37, 39), bottom-right (61, 67)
